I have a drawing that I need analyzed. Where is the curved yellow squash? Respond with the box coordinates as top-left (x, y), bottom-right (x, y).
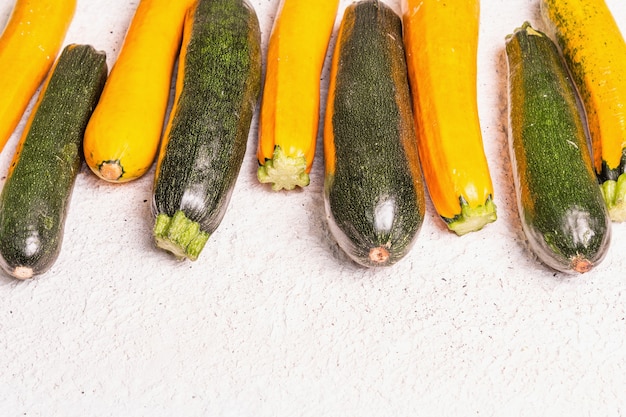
top-left (401, 0), bottom-right (496, 235)
top-left (83, 0), bottom-right (195, 183)
top-left (0, 0), bottom-right (76, 152)
top-left (256, 0), bottom-right (339, 191)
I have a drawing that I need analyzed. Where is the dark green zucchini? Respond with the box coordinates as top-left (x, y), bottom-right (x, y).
top-left (0, 44), bottom-right (107, 280)
top-left (323, 0), bottom-right (426, 267)
top-left (505, 22), bottom-right (611, 274)
top-left (152, 0), bottom-right (262, 261)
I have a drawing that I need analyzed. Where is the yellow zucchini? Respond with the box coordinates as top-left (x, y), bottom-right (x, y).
top-left (401, 0), bottom-right (497, 235)
top-left (83, 0), bottom-right (195, 183)
top-left (0, 0), bottom-right (76, 152)
top-left (256, 0), bottom-right (339, 191)
top-left (540, 0), bottom-right (626, 221)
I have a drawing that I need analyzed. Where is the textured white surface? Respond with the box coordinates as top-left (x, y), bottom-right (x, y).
top-left (1, 0), bottom-right (626, 416)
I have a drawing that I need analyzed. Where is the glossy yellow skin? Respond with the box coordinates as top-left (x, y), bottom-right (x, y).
top-left (541, 0), bottom-right (626, 221)
top-left (256, 0), bottom-right (339, 191)
top-left (322, 5), bottom-right (346, 180)
top-left (402, 0), bottom-right (496, 233)
top-left (0, 0), bottom-right (76, 152)
top-left (541, 0), bottom-right (626, 174)
top-left (153, 2), bottom-right (195, 179)
top-left (83, 0), bottom-right (195, 183)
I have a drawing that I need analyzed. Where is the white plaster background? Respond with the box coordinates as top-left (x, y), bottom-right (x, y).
top-left (0, 0), bottom-right (625, 416)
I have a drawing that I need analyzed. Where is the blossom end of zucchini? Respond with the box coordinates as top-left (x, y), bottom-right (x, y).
top-left (570, 254), bottom-right (594, 274)
top-left (98, 160), bottom-right (124, 182)
top-left (153, 211), bottom-right (209, 261)
top-left (444, 196), bottom-right (497, 236)
top-left (257, 145), bottom-right (310, 191)
top-left (11, 266), bottom-right (35, 280)
top-left (601, 173), bottom-right (626, 222)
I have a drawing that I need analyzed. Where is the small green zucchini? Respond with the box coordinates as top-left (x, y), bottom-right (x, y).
top-left (323, 0), bottom-right (426, 267)
top-left (152, 0), bottom-right (262, 261)
top-left (0, 44), bottom-right (107, 280)
top-left (505, 22), bottom-right (611, 274)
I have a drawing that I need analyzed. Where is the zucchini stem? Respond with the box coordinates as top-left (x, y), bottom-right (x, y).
top-left (444, 196), bottom-right (497, 236)
top-left (153, 211), bottom-right (209, 261)
top-left (257, 145), bottom-right (310, 191)
top-left (600, 173), bottom-right (626, 222)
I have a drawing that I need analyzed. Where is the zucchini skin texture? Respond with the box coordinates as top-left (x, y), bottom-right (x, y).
top-left (152, 0), bottom-right (262, 261)
top-left (323, 0), bottom-right (425, 267)
top-left (505, 23), bottom-right (611, 274)
top-left (0, 44), bottom-right (107, 280)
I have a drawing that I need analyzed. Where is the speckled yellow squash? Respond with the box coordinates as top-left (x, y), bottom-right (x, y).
top-left (540, 0), bottom-right (626, 222)
top-left (401, 0), bottom-right (497, 235)
top-left (83, 0), bottom-right (195, 183)
top-left (0, 0), bottom-right (76, 152)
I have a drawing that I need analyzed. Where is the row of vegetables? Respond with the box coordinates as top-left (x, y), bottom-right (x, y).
top-left (0, 0), bottom-right (623, 280)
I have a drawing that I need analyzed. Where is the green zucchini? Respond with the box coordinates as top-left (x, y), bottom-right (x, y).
top-left (152, 0), bottom-right (262, 261)
top-left (323, 0), bottom-right (426, 267)
top-left (0, 44), bottom-right (107, 280)
top-left (505, 22), bottom-right (611, 274)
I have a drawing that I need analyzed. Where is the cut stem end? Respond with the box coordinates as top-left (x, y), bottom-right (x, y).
top-left (153, 211), bottom-right (210, 261)
top-left (601, 174), bottom-right (626, 222)
top-left (445, 196), bottom-right (497, 236)
top-left (257, 145), bottom-right (310, 191)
